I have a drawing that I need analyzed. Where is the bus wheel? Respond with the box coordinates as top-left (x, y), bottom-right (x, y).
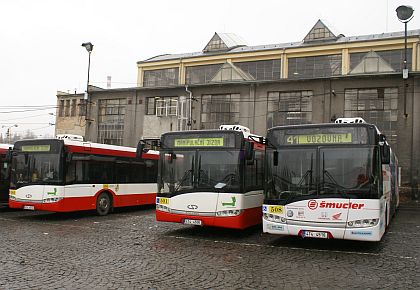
top-left (96, 192), bottom-right (112, 216)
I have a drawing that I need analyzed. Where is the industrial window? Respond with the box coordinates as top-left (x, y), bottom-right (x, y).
top-left (267, 91), bottom-right (313, 128)
top-left (186, 64), bottom-right (223, 84)
top-left (58, 100), bottom-right (65, 117)
top-left (234, 59), bottom-right (281, 80)
top-left (143, 68), bottom-right (179, 87)
top-left (306, 27), bottom-right (334, 41)
top-left (64, 100), bottom-right (70, 117)
top-left (97, 98), bottom-right (127, 146)
top-left (350, 49), bottom-right (412, 72)
top-left (70, 99), bottom-right (77, 117)
top-left (288, 54), bottom-right (342, 79)
top-left (344, 88), bottom-right (398, 144)
top-left (78, 99), bottom-right (86, 116)
top-left (146, 97), bottom-right (178, 116)
top-left (201, 94), bottom-right (240, 129)
top-left (204, 34), bottom-right (228, 52)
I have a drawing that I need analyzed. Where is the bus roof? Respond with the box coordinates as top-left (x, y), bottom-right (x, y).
top-left (268, 122), bottom-right (379, 133)
top-left (14, 139), bottom-right (159, 160)
top-left (63, 139), bottom-right (159, 159)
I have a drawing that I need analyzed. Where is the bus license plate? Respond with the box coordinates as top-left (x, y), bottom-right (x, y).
top-left (23, 205), bottom-right (35, 210)
top-left (183, 219), bottom-right (202, 226)
top-left (302, 231), bottom-right (328, 239)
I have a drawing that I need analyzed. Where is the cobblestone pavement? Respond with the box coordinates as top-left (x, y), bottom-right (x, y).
top-left (0, 204), bottom-right (419, 289)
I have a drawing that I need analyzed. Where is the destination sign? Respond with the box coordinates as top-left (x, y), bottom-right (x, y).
top-left (286, 133), bottom-right (352, 145)
top-left (21, 145), bottom-right (51, 152)
top-left (174, 138), bottom-right (224, 147)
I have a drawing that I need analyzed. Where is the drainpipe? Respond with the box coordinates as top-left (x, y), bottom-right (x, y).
top-left (185, 85), bottom-right (193, 130)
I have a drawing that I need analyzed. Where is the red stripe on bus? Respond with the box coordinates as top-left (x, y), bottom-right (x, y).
top-left (9, 192), bottom-right (156, 212)
top-left (156, 206), bottom-right (262, 229)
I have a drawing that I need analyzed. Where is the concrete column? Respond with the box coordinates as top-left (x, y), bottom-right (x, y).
top-left (342, 48), bottom-right (349, 75)
top-left (179, 62), bottom-right (186, 85)
top-left (282, 54), bottom-right (288, 79)
top-left (137, 67), bottom-right (144, 87)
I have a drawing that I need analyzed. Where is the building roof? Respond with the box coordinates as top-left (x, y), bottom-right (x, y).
top-left (139, 29), bottom-right (420, 64)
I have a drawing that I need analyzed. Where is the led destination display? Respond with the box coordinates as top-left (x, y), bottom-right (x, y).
top-left (286, 133), bottom-right (352, 145)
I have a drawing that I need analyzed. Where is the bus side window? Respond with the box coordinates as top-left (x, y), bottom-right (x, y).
top-left (65, 161), bottom-right (76, 184)
top-left (75, 161), bottom-right (84, 183)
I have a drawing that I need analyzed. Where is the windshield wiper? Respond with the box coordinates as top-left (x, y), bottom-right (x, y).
top-left (320, 153), bottom-right (346, 196)
top-left (173, 156), bottom-right (195, 193)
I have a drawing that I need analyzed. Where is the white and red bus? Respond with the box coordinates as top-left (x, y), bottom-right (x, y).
top-left (0, 144), bottom-right (13, 205)
top-left (263, 118), bottom-right (399, 241)
top-left (9, 137), bottom-right (158, 215)
top-left (155, 125), bottom-right (265, 229)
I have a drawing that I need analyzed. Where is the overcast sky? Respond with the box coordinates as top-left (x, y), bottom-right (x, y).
top-left (0, 0), bottom-right (419, 138)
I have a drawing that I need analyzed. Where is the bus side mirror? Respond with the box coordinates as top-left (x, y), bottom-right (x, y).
top-left (381, 144), bottom-right (390, 164)
top-left (273, 151), bottom-right (279, 166)
top-left (136, 140), bottom-right (150, 160)
top-left (5, 149), bottom-right (12, 162)
top-left (244, 141), bottom-right (254, 160)
top-left (379, 134), bottom-right (390, 164)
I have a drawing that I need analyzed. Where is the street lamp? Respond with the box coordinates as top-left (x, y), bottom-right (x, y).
top-left (81, 42), bottom-right (94, 100)
top-left (2, 124), bottom-right (18, 143)
top-left (396, 5), bottom-right (414, 79)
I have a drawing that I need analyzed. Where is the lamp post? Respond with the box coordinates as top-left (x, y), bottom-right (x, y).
top-left (81, 42), bottom-right (94, 100)
top-left (396, 5), bottom-right (415, 199)
top-left (2, 124), bottom-right (18, 143)
top-left (396, 5), bottom-right (414, 79)
top-left (396, 5), bottom-right (414, 118)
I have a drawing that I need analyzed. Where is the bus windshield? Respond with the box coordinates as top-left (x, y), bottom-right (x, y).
top-left (266, 148), bottom-right (317, 202)
top-left (159, 150), bottom-right (240, 196)
top-left (319, 147), bottom-right (376, 197)
top-left (265, 146), bottom-right (378, 203)
top-left (10, 152), bottom-right (63, 188)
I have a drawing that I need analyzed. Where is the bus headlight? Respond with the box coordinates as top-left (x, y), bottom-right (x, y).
top-left (347, 218), bottom-right (378, 228)
top-left (43, 197), bottom-right (63, 203)
top-left (156, 204), bottom-right (170, 213)
top-left (216, 210), bottom-right (242, 217)
top-left (263, 213), bottom-right (286, 223)
top-left (9, 195), bottom-right (16, 200)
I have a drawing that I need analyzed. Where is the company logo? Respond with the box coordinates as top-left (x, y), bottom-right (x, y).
top-left (297, 209), bottom-right (305, 218)
top-left (47, 188), bottom-right (57, 195)
top-left (332, 212), bottom-right (342, 220)
top-left (287, 210), bottom-right (294, 217)
top-left (222, 197), bottom-right (236, 207)
top-left (187, 204), bottom-right (198, 210)
top-left (319, 201), bottom-right (365, 209)
top-left (25, 194), bottom-right (32, 198)
top-left (308, 200), bottom-right (318, 210)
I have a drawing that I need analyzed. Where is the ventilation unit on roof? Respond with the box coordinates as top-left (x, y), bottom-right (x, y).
top-left (334, 117), bottom-right (366, 124)
top-left (219, 125), bottom-right (251, 133)
top-left (56, 134), bottom-right (84, 141)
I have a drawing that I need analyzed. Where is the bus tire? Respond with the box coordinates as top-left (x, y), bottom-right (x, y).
top-left (96, 192), bottom-right (112, 216)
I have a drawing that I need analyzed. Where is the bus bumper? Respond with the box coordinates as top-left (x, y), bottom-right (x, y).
top-left (8, 197), bottom-right (95, 212)
top-left (156, 207), bottom-right (261, 229)
top-left (263, 220), bottom-right (383, 242)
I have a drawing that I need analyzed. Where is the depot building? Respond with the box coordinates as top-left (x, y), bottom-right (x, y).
top-left (55, 20), bottom-right (420, 196)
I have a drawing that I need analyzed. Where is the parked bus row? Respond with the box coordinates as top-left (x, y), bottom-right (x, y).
top-left (0, 118), bottom-right (400, 241)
